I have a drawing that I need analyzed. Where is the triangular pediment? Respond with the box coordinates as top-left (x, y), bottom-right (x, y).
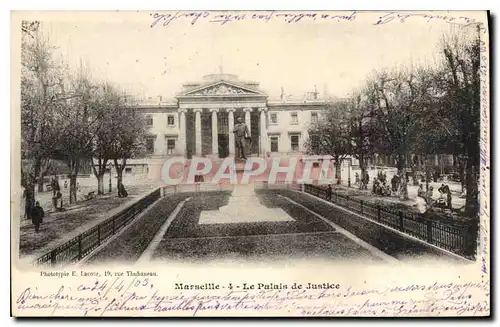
top-left (179, 81), bottom-right (265, 97)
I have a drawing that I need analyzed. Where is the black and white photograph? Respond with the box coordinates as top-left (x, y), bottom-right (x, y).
top-left (10, 10), bottom-right (490, 317)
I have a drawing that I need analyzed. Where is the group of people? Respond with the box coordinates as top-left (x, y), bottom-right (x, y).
top-left (354, 171), bottom-right (370, 190)
top-left (417, 183), bottom-right (453, 210)
top-left (370, 171), bottom-right (403, 197)
top-left (372, 178), bottom-right (392, 196)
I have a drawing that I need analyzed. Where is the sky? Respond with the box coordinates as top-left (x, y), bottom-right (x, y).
top-left (35, 10), bottom-right (487, 100)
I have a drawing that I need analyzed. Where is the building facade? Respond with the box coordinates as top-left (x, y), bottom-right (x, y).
top-left (132, 74), bottom-right (327, 172)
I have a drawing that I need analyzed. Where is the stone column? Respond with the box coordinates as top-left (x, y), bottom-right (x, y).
top-left (194, 108), bottom-right (202, 156)
top-left (210, 108), bottom-right (219, 157)
top-left (228, 108), bottom-right (235, 157)
top-left (259, 107), bottom-right (268, 156)
top-left (178, 108), bottom-right (187, 156)
top-left (244, 107), bottom-right (252, 136)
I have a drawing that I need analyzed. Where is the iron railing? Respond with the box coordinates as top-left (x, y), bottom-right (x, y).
top-left (34, 188), bottom-right (161, 267)
top-left (303, 184), bottom-right (478, 259)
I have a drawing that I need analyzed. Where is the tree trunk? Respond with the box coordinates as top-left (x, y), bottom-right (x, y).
top-left (117, 171), bottom-right (123, 196)
top-left (456, 156), bottom-right (466, 193)
top-left (359, 153), bottom-right (367, 190)
top-left (114, 158), bottom-right (127, 197)
top-left (397, 154), bottom-right (409, 200)
top-left (334, 160), bottom-right (342, 185)
top-left (68, 158), bottom-right (80, 204)
top-left (92, 158), bottom-right (108, 195)
top-left (97, 174), bottom-right (105, 194)
top-left (69, 174), bottom-right (77, 204)
top-left (37, 172), bottom-right (44, 192)
top-left (36, 159), bottom-right (52, 192)
top-left (465, 156), bottom-right (479, 217)
top-left (33, 158), bottom-right (42, 192)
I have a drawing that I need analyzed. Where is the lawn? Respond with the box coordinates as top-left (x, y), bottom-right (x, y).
top-left (84, 192), bottom-right (219, 264)
top-left (18, 184), bottom-right (157, 257)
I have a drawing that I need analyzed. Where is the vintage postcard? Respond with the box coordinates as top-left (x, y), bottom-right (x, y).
top-left (11, 10), bottom-right (490, 317)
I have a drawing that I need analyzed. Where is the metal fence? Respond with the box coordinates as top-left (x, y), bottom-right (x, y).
top-left (303, 184), bottom-right (478, 259)
top-left (254, 181), bottom-right (302, 190)
top-left (34, 182), bottom-right (301, 267)
top-left (34, 188), bottom-right (161, 267)
top-left (162, 181), bottom-right (301, 194)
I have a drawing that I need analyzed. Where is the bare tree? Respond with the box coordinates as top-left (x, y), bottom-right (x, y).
top-left (109, 98), bottom-right (147, 197)
top-left (366, 67), bottom-right (433, 200)
top-left (345, 91), bottom-right (375, 190)
top-left (432, 27), bottom-right (481, 217)
top-left (21, 21), bottom-right (64, 193)
top-left (90, 83), bottom-right (125, 195)
top-left (53, 63), bottom-right (103, 203)
top-left (305, 101), bottom-right (351, 184)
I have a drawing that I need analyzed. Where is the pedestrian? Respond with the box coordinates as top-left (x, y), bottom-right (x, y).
top-left (426, 186), bottom-right (434, 205)
top-left (446, 188), bottom-right (452, 210)
top-left (54, 176), bottom-right (60, 192)
top-left (363, 171), bottom-right (370, 190)
top-left (355, 172), bottom-right (360, 186)
top-left (52, 191), bottom-right (63, 210)
top-left (372, 178), bottom-right (380, 195)
top-left (118, 183), bottom-right (128, 198)
top-left (326, 184), bottom-right (332, 201)
top-left (383, 183), bottom-right (391, 196)
top-left (391, 175), bottom-right (398, 194)
top-left (31, 201), bottom-right (45, 233)
top-left (439, 183), bottom-right (452, 210)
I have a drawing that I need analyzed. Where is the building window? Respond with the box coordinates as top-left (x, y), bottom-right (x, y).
top-left (166, 138), bottom-right (176, 155)
top-left (290, 134), bottom-right (300, 152)
top-left (146, 115), bottom-right (153, 126)
top-left (167, 115), bottom-right (175, 126)
top-left (311, 112), bottom-right (318, 124)
top-left (270, 136), bottom-right (279, 152)
top-left (269, 112), bottom-right (278, 124)
top-left (125, 167), bottom-right (132, 174)
top-left (290, 112), bottom-right (298, 125)
top-left (146, 136), bottom-right (155, 153)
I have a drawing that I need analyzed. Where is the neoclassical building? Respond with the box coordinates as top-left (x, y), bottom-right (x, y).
top-left (125, 73), bottom-right (328, 176)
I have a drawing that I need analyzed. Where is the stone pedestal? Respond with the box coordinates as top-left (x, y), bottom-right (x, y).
top-left (198, 183), bottom-right (294, 224)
